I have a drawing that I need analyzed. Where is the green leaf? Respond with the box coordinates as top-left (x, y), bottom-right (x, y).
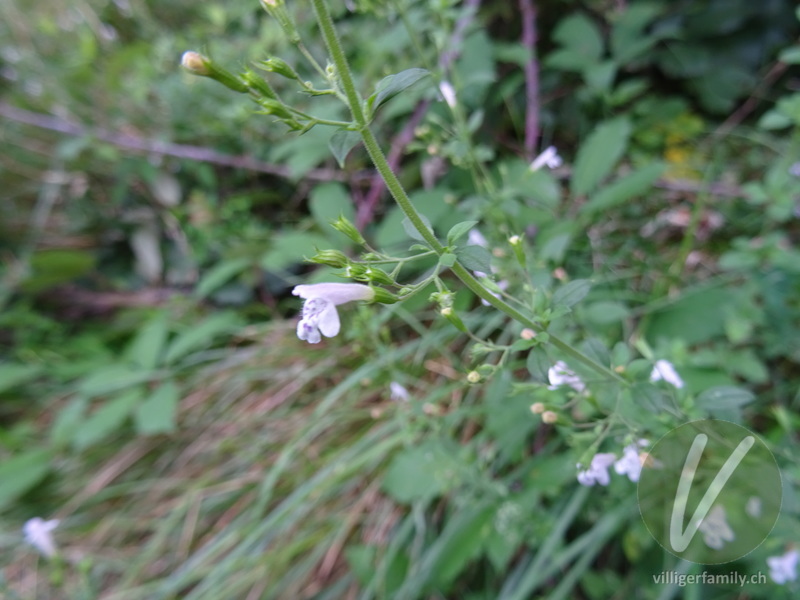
top-left (584, 301), bottom-right (630, 325)
top-left (579, 163), bottom-right (664, 218)
top-left (50, 396), bottom-right (89, 447)
top-left (78, 364), bottom-right (155, 397)
top-left (163, 312), bottom-right (240, 365)
top-left (631, 382), bottom-right (671, 413)
top-left (552, 279), bottom-right (592, 308)
top-left (0, 363), bottom-right (42, 394)
top-left (0, 449), bottom-right (52, 511)
top-left (571, 117), bottom-right (632, 196)
top-left (446, 220), bottom-right (478, 246)
top-left (400, 215), bottom-right (434, 242)
top-left (696, 386), bottom-right (755, 412)
top-left (21, 249), bottom-right (96, 293)
top-left (779, 47), bottom-right (800, 65)
top-left (526, 346), bottom-right (550, 383)
top-left (134, 380), bottom-right (179, 435)
top-left (455, 245), bottom-right (492, 274)
top-left (126, 312), bottom-right (170, 370)
top-left (370, 68), bottom-right (430, 113)
top-left (548, 13), bottom-right (604, 71)
top-left (429, 503), bottom-right (495, 588)
top-left (73, 388), bottom-right (142, 450)
top-left (309, 183), bottom-right (356, 233)
top-left (383, 441), bottom-right (461, 503)
top-left (439, 253), bottom-right (456, 268)
top-left (328, 129), bottom-right (361, 168)
top-left (195, 257), bottom-right (250, 299)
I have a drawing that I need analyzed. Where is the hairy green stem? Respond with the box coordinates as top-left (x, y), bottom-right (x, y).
top-left (311, 0), bottom-right (623, 384)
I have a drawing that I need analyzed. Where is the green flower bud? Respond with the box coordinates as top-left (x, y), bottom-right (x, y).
top-left (440, 306), bottom-right (467, 333)
top-left (364, 266), bottom-right (395, 286)
top-left (260, 57), bottom-right (300, 81)
top-left (258, 0), bottom-right (300, 44)
top-left (509, 234), bottom-right (526, 267)
top-left (308, 249), bottom-right (349, 268)
top-left (331, 215), bottom-right (365, 245)
top-left (371, 287), bottom-right (399, 304)
top-left (181, 51), bottom-right (249, 93)
top-left (344, 264), bottom-right (367, 279)
top-left (241, 69), bottom-right (277, 99)
top-left (256, 98), bottom-right (294, 119)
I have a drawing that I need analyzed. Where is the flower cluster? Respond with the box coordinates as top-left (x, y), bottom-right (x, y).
top-left (548, 361), bottom-right (585, 393)
top-left (577, 439), bottom-right (649, 486)
top-left (697, 504), bottom-right (735, 550)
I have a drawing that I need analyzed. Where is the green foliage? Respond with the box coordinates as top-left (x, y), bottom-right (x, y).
top-left (1, 0), bottom-right (799, 599)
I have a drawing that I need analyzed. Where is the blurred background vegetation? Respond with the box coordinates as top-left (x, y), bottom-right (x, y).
top-left (0, 0), bottom-right (799, 598)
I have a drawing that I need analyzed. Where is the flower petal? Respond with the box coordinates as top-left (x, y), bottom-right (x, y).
top-left (297, 318), bottom-right (321, 344)
top-left (317, 302), bottom-right (341, 337)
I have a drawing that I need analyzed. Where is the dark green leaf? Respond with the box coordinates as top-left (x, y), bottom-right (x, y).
top-left (455, 245), bottom-right (492, 274)
top-left (571, 117), bottom-right (632, 196)
top-left (195, 257), bottom-right (250, 299)
top-left (696, 386), bottom-right (755, 411)
top-left (552, 279), bottom-right (592, 308)
top-left (579, 163), bottom-right (664, 218)
top-left (371, 68), bottom-right (430, 112)
top-left (163, 312), bottom-right (241, 365)
top-left (446, 220), bottom-right (478, 245)
top-left (0, 449), bottom-right (52, 511)
top-left (134, 380), bottom-right (180, 435)
top-left (73, 388), bottom-right (142, 450)
top-left (328, 129), bottom-right (361, 168)
top-left (526, 346), bottom-right (550, 382)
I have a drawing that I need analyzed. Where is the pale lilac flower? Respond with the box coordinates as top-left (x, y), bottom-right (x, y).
top-left (577, 453), bottom-right (616, 486)
top-left (292, 283), bottom-right (374, 344)
top-left (390, 381), bottom-right (410, 402)
top-left (614, 439), bottom-right (649, 483)
top-left (468, 229), bottom-right (488, 248)
top-left (439, 81), bottom-right (457, 108)
top-left (23, 517), bottom-right (59, 558)
top-left (746, 496), bottom-right (762, 518)
top-left (768, 549), bottom-right (800, 584)
top-left (650, 359), bottom-right (684, 389)
top-left (529, 146), bottom-right (562, 171)
top-left (698, 505), bottom-right (735, 550)
top-left (548, 361), bottom-right (585, 393)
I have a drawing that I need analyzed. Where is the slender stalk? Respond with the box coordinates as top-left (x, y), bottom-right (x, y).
top-left (311, 0), bottom-right (623, 384)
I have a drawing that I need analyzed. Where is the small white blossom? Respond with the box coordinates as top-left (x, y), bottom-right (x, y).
top-left (650, 359), bottom-right (684, 389)
top-left (746, 496), bottom-right (762, 518)
top-left (390, 381), bottom-right (410, 402)
top-left (548, 361), bottom-right (585, 393)
top-left (23, 517), bottom-right (59, 558)
top-left (529, 146), bottom-right (562, 171)
top-left (439, 81), bottom-right (457, 108)
top-left (292, 283), bottom-right (375, 344)
top-left (614, 439), bottom-right (649, 483)
top-left (698, 505), bottom-right (735, 550)
top-left (768, 549), bottom-right (800, 584)
top-left (577, 452), bottom-right (616, 486)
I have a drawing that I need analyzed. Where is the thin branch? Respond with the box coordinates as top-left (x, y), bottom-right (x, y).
top-left (519, 0), bottom-right (540, 159)
top-left (356, 0), bottom-right (482, 228)
top-left (0, 101), bottom-right (366, 183)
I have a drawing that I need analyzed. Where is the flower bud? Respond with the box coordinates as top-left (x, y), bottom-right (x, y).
top-left (509, 234), bottom-right (526, 267)
top-left (520, 328), bottom-right (536, 340)
top-left (530, 402), bottom-right (545, 414)
top-left (371, 287), bottom-right (399, 304)
top-left (331, 215), bottom-right (365, 245)
top-left (364, 267), bottom-right (395, 286)
top-left (260, 57), bottom-right (300, 81)
top-left (259, 0), bottom-right (300, 44)
top-left (542, 410), bottom-right (558, 424)
top-left (440, 306), bottom-right (467, 333)
top-left (308, 249), bottom-right (349, 268)
top-left (241, 69), bottom-right (277, 99)
top-left (467, 370), bottom-right (481, 384)
top-left (181, 51), bottom-right (249, 93)
top-left (256, 98), bottom-right (294, 119)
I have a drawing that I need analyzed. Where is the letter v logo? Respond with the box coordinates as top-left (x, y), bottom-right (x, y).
top-left (669, 433), bottom-right (754, 552)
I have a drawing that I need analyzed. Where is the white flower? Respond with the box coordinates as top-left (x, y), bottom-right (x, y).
top-left (649, 359), bottom-right (684, 389)
top-left (23, 517), bottom-right (59, 558)
top-left (548, 361), bottom-right (585, 393)
top-left (292, 283), bottom-right (374, 344)
top-left (614, 439), bottom-right (649, 483)
top-left (390, 381), bottom-right (410, 402)
top-left (529, 146), bottom-right (562, 171)
top-left (439, 81), bottom-right (457, 108)
top-left (768, 549), bottom-right (800, 584)
top-left (576, 452), bottom-right (616, 486)
top-left (746, 496), bottom-right (762, 518)
top-left (698, 504), bottom-right (735, 550)
top-left (468, 229), bottom-right (488, 248)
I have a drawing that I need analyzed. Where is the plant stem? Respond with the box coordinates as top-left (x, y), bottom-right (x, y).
top-left (310, 0), bottom-right (623, 384)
